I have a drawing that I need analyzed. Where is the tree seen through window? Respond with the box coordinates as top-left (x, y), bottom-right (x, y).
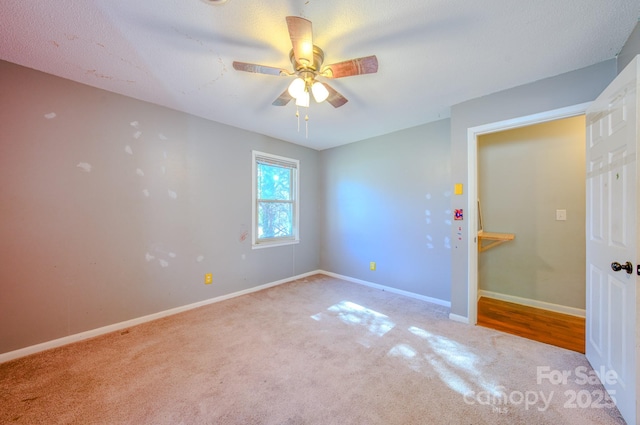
top-left (252, 151), bottom-right (299, 246)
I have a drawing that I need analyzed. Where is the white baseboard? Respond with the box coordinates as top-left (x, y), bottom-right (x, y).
top-left (448, 313), bottom-right (470, 324)
top-left (478, 290), bottom-right (585, 318)
top-left (1, 270), bottom-right (458, 363)
top-left (0, 270), bottom-right (322, 364)
top-left (319, 271), bottom-right (451, 308)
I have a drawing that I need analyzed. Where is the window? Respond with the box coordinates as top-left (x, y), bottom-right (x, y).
top-left (252, 151), bottom-right (299, 248)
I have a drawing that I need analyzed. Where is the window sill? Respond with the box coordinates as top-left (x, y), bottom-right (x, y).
top-left (252, 239), bottom-right (300, 250)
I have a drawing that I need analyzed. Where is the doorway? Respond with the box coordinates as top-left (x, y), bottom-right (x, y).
top-left (466, 102), bottom-right (592, 326)
top-left (474, 116), bottom-right (587, 350)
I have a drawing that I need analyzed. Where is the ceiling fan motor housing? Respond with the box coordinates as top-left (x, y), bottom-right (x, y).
top-left (289, 45), bottom-right (325, 74)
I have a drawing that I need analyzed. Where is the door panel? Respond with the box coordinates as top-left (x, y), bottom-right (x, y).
top-left (585, 55), bottom-right (638, 425)
top-left (587, 156), bottom-right (605, 241)
top-left (609, 276), bottom-right (628, 385)
top-left (587, 265), bottom-right (604, 356)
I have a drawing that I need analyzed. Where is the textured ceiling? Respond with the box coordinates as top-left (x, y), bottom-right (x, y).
top-left (2, 0), bottom-right (639, 150)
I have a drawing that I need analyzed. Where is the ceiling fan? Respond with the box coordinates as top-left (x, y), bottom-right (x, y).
top-left (232, 16), bottom-right (378, 109)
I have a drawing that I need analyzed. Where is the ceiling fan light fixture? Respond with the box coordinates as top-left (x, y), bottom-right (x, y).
top-left (288, 77), bottom-right (305, 99)
top-left (311, 81), bottom-right (329, 103)
top-left (232, 16), bottom-right (379, 137)
top-left (295, 90), bottom-right (310, 108)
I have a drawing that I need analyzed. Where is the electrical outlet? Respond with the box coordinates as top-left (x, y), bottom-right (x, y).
top-left (370, 262), bottom-right (376, 271)
top-left (205, 273), bottom-right (213, 284)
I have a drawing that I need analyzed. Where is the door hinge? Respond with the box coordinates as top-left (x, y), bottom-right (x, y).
top-left (637, 264), bottom-right (640, 276)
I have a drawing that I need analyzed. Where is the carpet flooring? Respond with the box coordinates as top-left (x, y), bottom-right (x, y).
top-left (0, 274), bottom-right (627, 424)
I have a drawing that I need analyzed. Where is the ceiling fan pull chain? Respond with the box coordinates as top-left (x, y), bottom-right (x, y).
top-left (305, 114), bottom-right (309, 139)
top-left (296, 107), bottom-right (300, 132)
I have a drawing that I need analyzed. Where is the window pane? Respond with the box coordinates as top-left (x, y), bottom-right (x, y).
top-left (258, 202), bottom-right (293, 238)
top-left (257, 163), bottom-right (291, 201)
top-left (252, 150), bottom-right (298, 247)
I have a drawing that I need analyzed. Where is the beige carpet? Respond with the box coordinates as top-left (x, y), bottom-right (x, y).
top-left (0, 274), bottom-right (626, 424)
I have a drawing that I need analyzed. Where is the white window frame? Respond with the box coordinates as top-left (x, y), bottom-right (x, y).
top-left (251, 150), bottom-right (300, 249)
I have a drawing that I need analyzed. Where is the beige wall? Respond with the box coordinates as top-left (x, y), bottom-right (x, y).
top-left (477, 116), bottom-right (586, 309)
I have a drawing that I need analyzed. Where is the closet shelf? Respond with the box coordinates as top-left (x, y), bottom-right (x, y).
top-left (478, 230), bottom-right (515, 252)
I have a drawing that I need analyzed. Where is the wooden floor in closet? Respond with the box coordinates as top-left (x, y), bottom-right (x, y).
top-left (477, 297), bottom-right (585, 353)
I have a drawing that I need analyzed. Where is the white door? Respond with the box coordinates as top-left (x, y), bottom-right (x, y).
top-left (585, 55), bottom-right (639, 425)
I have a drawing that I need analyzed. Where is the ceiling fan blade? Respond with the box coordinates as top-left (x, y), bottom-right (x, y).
top-left (272, 88), bottom-right (293, 106)
top-left (232, 61), bottom-right (288, 76)
top-left (286, 16), bottom-right (314, 66)
top-left (322, 55), bottom-right (379, 78)
top-left (323, 83), bottom-right (348, 108)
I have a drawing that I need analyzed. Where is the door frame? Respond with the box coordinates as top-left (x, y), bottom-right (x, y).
top-left (466, 102), bottom-right (592, 325)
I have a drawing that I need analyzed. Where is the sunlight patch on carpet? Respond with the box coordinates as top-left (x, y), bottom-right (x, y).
top-left (388, 344), bottom-right (424, 373)
top-left (409, 326), bottom-right (479, 370)
top-left (385, 326), bottom-right (502, 399)
top-left (389, 344), bottom-right (417, 358)
top-left (310, 301), bottom-right (395, 337)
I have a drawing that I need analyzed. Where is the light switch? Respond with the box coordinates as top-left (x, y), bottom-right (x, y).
top-left (556, 209), bottom-right (567, 221)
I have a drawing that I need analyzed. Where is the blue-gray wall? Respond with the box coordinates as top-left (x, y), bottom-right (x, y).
top-left (0, 60), bottom-right (320, 354)
top-left (320, 120), bottom-right (452, 302)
